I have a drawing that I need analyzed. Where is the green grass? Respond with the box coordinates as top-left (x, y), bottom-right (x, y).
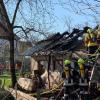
top-left (0, 72), bottom-right (20, 88)
top-left (0, 75), bottom-right (11, 88)
top-left (0, 71), bottom-right (30, 88)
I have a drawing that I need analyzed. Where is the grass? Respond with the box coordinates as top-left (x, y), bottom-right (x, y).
top-left (0, 71), bottom-right (20, 88)
top-left (0, 71), bottom-right (29, 88)
top-left (0, 74), bottom-right (11, 88)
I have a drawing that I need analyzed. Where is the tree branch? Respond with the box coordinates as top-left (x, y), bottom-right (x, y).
top-left (12, 0), bottom-right (22, 26)
top-left (13, 25), bottom-right (48, 38)
top-left (25, 27), bottom-right (48, 38)
top-left (13, 25), bottom-right (28, 38)
top-left (94, 0), bottom-right (100, 2)
top-left (0, 0), bottom-right (11, 27)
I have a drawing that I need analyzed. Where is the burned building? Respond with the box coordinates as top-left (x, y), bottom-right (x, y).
top-left (23, 29), bottom-right (84, 74)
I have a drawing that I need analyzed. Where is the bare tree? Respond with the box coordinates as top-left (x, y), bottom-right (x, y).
top-left (63, 16), bottom-right (73, 32)
top-left (0, 0), bottom-right (99, 88)
top-left (58, 0), bottom-right (100, 24)
top-left (0, 0), bottom-right (55, 87)
top-left (5, 0), bottom-right (55, 39)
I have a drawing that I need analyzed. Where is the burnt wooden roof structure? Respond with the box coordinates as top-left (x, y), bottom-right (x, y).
top-left (23, 29), bottom-right (84, 56)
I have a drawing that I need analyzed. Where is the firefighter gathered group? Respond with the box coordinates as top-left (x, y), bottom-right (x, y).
top-left (62, 25), bottom-right (100, 100)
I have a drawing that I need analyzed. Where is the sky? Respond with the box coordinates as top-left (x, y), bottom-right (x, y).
top-left (2, 0), bottom-right (100, 40)
top-left (52, 0), bottom-right (100, 33)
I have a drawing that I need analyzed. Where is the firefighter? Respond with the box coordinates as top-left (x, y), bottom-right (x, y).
top-left (84, 27), bottom-right (98, 54)
top-left (78, 58), bottom-right (87, 80)
top-left (78, 58), bottom-right (90, 100)
top-left (62, 59), bottom-right (74, 100)
top-left (95, 25), bottom-right (100, 45)
top-left (62, 59), bottom-right (72, 79)
top-left (84, 27), bottom-right (98, 64)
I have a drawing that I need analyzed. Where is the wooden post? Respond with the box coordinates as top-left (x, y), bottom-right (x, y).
top-left (48, 53), bottom-right (51, 89)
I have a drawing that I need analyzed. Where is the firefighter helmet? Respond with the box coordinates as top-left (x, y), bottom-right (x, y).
top-left (78, 58), bottom-right (85, 65)
top-left (64, 60), bottom-right (71, 65)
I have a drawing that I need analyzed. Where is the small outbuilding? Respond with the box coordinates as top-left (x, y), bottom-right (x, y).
top-left (23, 29), bottom-right (84, 74)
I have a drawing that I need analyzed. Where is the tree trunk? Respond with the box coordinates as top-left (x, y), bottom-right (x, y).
top-left (9, 32), bottom-right (17, 88)
top-left (0, 0), bottom-right (17, 88)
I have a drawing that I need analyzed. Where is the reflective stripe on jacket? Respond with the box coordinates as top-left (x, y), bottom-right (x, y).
top-left (84, 33), bottom-right (97, 47)
top-left (79, 64), bottom-right (85, 78)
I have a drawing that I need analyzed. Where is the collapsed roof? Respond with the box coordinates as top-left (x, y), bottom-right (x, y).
top-left (23, 29), bottom-right (84, 56)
